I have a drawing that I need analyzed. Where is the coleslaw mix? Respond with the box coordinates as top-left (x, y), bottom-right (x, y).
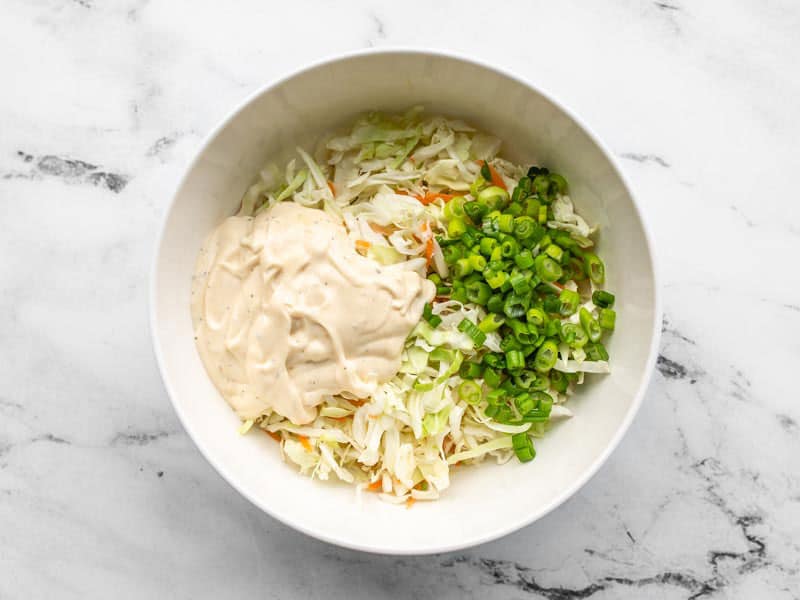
top-left (235, 109), bottom-right (615, 504)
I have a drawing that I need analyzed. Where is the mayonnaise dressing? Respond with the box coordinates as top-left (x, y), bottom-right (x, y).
top-left (191, 202), bottom-right (435, 425)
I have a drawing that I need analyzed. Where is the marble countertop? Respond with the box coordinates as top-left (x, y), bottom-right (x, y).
top-left (2, 1), bottom-right (798, 598)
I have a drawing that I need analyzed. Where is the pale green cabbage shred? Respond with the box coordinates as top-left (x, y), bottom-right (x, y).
top-left (237, 109), bottom-right (605, 503)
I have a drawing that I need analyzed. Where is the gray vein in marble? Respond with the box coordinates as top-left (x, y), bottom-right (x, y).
top-left (366, 13), bottom-right (387, 47)
top-left (109, 430), bottom-right (176, 446)
top-left (619, 152), bottom-right (670, 167)
top-left (146, 135), bottom-right (179, 157)
top-left (656, 354), bottom-right (692, 380)
top-left (654, 2), bottom-right (680, 11)
top-left (662, 315), bottom-right (697, 346)
top-left (5, 151), bottom-right (129, 193)
top-left (441, 556), bottom-right (714, 599)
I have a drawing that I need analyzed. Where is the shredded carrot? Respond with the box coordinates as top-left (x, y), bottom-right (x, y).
top-left (297, 435), bottom-right (313, 452)
top-left (366, 480), bottom-right (383, 492)
top-left (327, 181), bottom-right (336, 196)
top-left (348, 399), bottom-right (367, 407)
top-left (406, 497), bottom-right (416, 509)
top-left (369, 222), bottom-right (396, 235)
top-left (355, 239), bottom-right (371, 253)
top-left (425, 238), bottom-right (434, 267)
top-left (416, 192), bottom-right (454, 205)
top-left (265, 430), bottom-right (281, 443)
top-left (477, 160), bottom-right (507, 191)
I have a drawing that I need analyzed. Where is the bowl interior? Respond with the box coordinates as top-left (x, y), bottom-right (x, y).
top-left (152, 51), bottom-right (659, 554)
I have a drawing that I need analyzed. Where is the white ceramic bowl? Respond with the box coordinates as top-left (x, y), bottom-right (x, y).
top-left (151, 49), bottom-right (661, 555)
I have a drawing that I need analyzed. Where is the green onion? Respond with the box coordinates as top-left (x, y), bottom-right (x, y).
top-left (443, 196), bottom-right (466, 219)
top-left (448, 217), bottom-right (467, 238)
top-left (537, 204), bottom-right (547, 224)
top-left (478, 313), bottom-right (505, 333)
top-left (486, 270), bottom-right (509, 290)
top-left (468, 253), bottom-right (487, 272)
top-left (526, 307), bottom-right (547, 327)
top-left (544, 319), bottom-right (559, 337)
top-left (579, 307), bottom-right (603, 343)
top-left (422, 303), bottom-right (442, 328)
top-left (585, 343), bottom-right (609, 361)
top-left (560, 323), bottom-right (588, 348)
top-left (464, 201), bottom-right (488, 223)
top-left (509, 272), bottom-right (531, 295)
top-left (558, 289), bottom-right (581, 316)
top-left (481, 217), bottom-right (500, 238)
top-left (487, 293), bottom-right (505, 314)
top-left (453, 258), bottom-right (474, 278)
top-left (549, 173), bottom-right (568, 194)
top-left (544, 244), bottom-right (564, 262)
top-left (483, 366), bottom-right (502, 388)
top-left (513, 216), bottom-right (537, 241)
top-left (524, 197), bottom-right (541, 218)
top-left (542, 295), bottom-right (561, 314)
top-left (529, 373), bottom-right (550, 391)
top-left (515, 393), bottom-right (535, 414)
top-left (534, 340), bottom-right (558, 373)
top-left (584, 252), bottom-right (605, 284)
top-left (530, 391), bottom-right (554, 414)
top-left (599, 308), bottom-right (616, 330)
top-left (505, 350), bottom-right (525, 371)
top-left (477, 186), bottom-right (510, 211)
top-left (427, 273), bottom-right (442, 285)
top-left (514, 249), bottom-right (534, 269)
top-left (479, 237), bottom-right (498, 257)
top-left (458, 318), bottom-right (487, 346)
top-left (436, 285), bottom-right (450, 295)
top-left (508, 318), bottom-right (538, 344)
top-left (442, 244), bottom-right (463, 265)
top-left (458, 380), bottom-right (483, 405)
top-left (505, 203), bottom-right (522, 217)
top-left (466, 280), bottom-right (492, 305)
top-left (460, 361), bottom-right (484, 379)
top-left (497, 214), bottom-right (515, 234)
top-left (592, 290), bottom-right (615, 308)
top-left (534, 254), bottom-right (563, 282)
top-left (512, 433), bottom-right (535, 462)
top-left (451, 287), bottom-right (468, 303)
top-left (483, 353), bottom-right (506, 369)
top-left (500, 335), bottom-right (522, 353)
top-left (461, 227), bottom-right (480, 248)
top-left (503, 293), bottom-right (528, 319)
top-left (513, 371), bottom-right (544, 391)
top-left (500, 238), bottom-right (519, 258)
top-left (549, 370), bottom-right (568, 393)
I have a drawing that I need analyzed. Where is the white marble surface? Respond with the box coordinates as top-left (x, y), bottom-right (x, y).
top-left (1, 1), bottom-right (799, 598)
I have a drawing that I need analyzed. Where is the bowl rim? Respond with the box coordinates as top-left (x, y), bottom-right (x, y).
top-left (149, 47), bottom-right (663, 555)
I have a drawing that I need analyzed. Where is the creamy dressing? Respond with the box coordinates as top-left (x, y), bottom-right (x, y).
top-left (191, 202), bottom-right (434, 425)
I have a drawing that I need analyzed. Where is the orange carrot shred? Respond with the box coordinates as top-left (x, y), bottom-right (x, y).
top-left (369, 222), bottom-right (395, 235)
top-left (266, 430), bottom-right (281, 442)
top-left (355, 239), bottom-right (371, 253)
top-left (327, 181), bottom-right (336, 196)
top-left (367, 480), bottom-right (383, 492)
top-left (406, 497), bottom-right (416, 509)
top-left (477, 160), bottom-right (507, 191)
top-left (297, 435), bottom-right (313, 452)
top-left (425, 238), bottom-right (434, 267)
